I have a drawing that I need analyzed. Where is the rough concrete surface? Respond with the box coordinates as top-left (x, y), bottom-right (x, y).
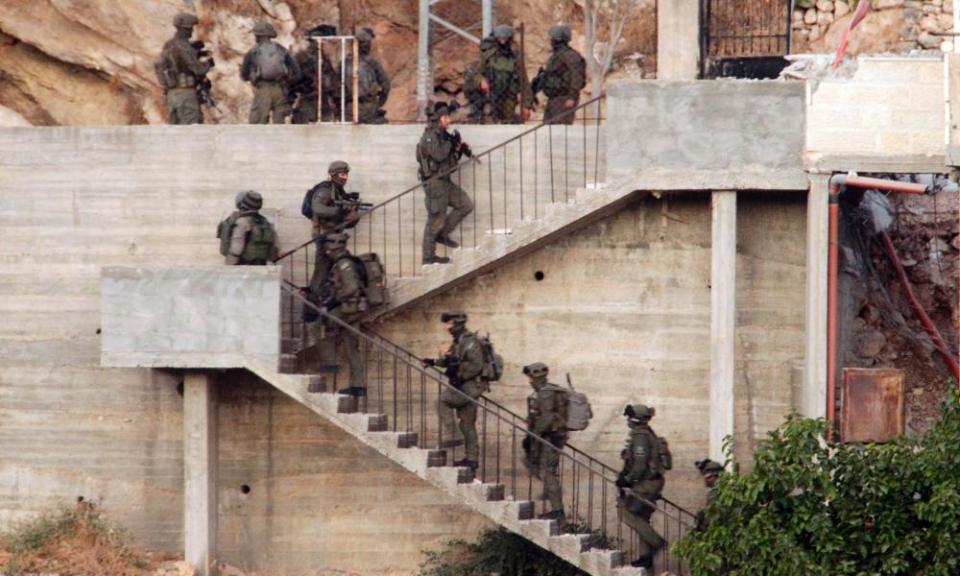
top-left (606, 81), bottom-right (806, 180)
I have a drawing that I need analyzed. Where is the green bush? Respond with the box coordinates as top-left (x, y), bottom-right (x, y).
top-left (418, 527), bottom-right (586, 576)
top-left (675, 389), bottom-right (960, 575)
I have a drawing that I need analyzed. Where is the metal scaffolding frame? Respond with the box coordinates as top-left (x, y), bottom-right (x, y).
top-left (416, 0), bottom-right (494, 120)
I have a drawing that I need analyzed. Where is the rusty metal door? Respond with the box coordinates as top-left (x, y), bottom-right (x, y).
top-left (840, 368), bottom-right (905, 443)
top-left (700, 0), bottom-right (792, 78)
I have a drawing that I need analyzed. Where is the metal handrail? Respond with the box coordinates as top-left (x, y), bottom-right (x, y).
top-left (275, 94), bottom-right (607, 279)
top-left (281, 283), bottom-right (695, 572)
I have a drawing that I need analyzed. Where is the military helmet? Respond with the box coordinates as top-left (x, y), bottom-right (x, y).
top-left (430, 100), bottom-right (460, 119)
top-left (240, 190), bottom-right (263, 210)
top-left (493, 24), bottom-right (513, 39)
top-left (173, 13), bottom-right (199, 29)
top-left (324, 232), bottom-right (350, 247)
top-left (328, 160), bottom-right (350, 175)
top-left (522, 362), bottom-right (549, 378)
top-left (234, 191), bottom-right (246, 209)
top-left (624, 404), bottom-right (654, 421)
top-left (440, 310), bottom-right (468, 324)
top-left (253, 21), bottom-right (278, 38)
top-left (356, 27), bottom-right (375, 43)
top-left (306, 23), bottom-right (337, 38)
top-left (696, 459), bottom-right (724, 475)
top-left (549, 24), bottom-right (572, 43)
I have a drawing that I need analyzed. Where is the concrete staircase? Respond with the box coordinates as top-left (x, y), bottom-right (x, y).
top-left (373, 177), bottom-right (642, 319)
top-left (245, 357), bottom-right (648, 576)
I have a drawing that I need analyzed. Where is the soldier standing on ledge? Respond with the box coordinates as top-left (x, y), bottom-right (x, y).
top-left (477, 25), bottom-right (534, 124)
top-left (422, 311), bottom-right (485, 470)
top-left (290, 24), bottom-right (340, 124)
top-left (241, 21), bottom-right (301, 124)
top-left (615, 404), bottom-right (670, 569)
top-left (156, 13), bottom-right (213, 125)
top-left (522, 362), bottom-right (569, 522)
top-left (341, 27), bottom-right (391, 124)
top-left (532, 24), bottom-right (586, 125)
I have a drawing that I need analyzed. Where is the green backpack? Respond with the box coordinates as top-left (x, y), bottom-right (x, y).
top-left (216, 212), bottom-right (240, 256)
top-left (240, 214), bottom-right (277, 262)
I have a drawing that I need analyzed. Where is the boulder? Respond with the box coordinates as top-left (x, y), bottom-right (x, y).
top-left (809, 9), bottom-right (908, 54)
top-left (835, 0), bottom-right (851, 18)
top-left (805, 7), bottom-right (819, 24)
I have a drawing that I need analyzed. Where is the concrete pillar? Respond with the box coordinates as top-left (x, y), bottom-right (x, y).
top-left (657, 0), bottom-right (700, 80)
top-left (709, 191), bottom-right (736, 463)
top-left (184, 372), bottom-right (218, 576)
top-left (803, 176), bottom-right (830, 418)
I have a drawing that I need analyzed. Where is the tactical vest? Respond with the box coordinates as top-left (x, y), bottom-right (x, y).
top-left (543, 47), bottom-right (586, 98)
top-left (239, 213), bottom-right (276, 263)
top-left (253, 42), bottom-right (288, 82)
top-left (416, 127), bottom-right (456, 180)
top-left (216, 211), bottom-right (241, 256)
top-left (486, 52), bottom-right (518, 96)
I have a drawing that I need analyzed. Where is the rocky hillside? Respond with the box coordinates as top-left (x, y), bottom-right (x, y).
top-left (0, 0), bottom-right (656, 126)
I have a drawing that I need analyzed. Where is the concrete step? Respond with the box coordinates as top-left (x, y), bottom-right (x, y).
top-left (245, 358), bottom-right (646, 576)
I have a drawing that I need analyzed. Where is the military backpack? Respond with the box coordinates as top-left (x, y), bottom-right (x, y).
top-left (301, 183), bottom-right (321, 219)
top-left (216, 211), bottom-right (241, 256)
top-left (351, 252), bottom-right (387, 307)
top-left (543, 48), bottom-right (586, 98)
top-left (239, 213), bottom-right (277, 262)
top-left (564, 376), bottom-right (593, 431)
top-left (477, 333), bottom-right (504, 382)
top-left (253, 42), bottom-right (288, 82)
top-left (648, 432), bottom-right (673, 475)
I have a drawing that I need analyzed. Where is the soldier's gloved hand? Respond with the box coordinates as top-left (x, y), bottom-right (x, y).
top-left (615, 476), bottom-right (630, 489)
top-left (421, 358), bottom-right (436, 368)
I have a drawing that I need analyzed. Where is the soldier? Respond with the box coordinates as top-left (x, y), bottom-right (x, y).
top-left (241, 21), bottom-right (301, 124)
top-left (694, 458), bottom-right (724, 531)
top-left (615, 404), bottom-right (669, 569)
top-left (522, 363), bottom-right (569, 522)
top-left (421, 310), bottom-right (485, 470)
top-left (224, 191), bottom-right (279, 265)
top-left (463, 35), bottom-right (498, 123)
top-left (313, 233), bottom-right (367, 396)
top-left (417, 101), bottom-right (474, 265)
top-left (156, 13), bottom-right (213, 125)
top-left (532, 24), bottom-right (586, 125)
top-left (477, 24), bottom-right (534, 124)
top-left (290, 24), bottom-right (340, 124)
top-left (307, 161), bottom-right (361, 292)
top-left (340, 27), bottom-right (390, 124)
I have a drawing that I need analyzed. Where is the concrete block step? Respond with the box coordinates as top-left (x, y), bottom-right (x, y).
top-left (336, 395), bottom-right (358, 414)
top-left (366, 413), bottom-right (388, 432)
top-left (306, 375), bottom-right (327, 393)
top-left (396, 431), bottom-right (418, 448)
top-left (277, 353), bottom-right (298, 374)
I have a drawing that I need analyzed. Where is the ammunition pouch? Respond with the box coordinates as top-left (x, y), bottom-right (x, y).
top-left (176, 73), bottom-right (197, 89)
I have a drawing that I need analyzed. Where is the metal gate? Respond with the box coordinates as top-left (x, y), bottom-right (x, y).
top-left (700, 0), bottom-right (792, 78)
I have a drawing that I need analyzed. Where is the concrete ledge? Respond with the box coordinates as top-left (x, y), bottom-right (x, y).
top-left (101, 266), bottom-right (280, 369)
top-left (805, 153), bottom-right (948, 174)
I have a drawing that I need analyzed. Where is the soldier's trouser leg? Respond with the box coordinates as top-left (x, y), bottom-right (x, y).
top-left (341, 325), bottom-right (364, 389)
top-left (166, 89), bottom-right (203, 125)
top-left (437, 386), bottom-right (464, 444)
top-left (439, 381), bottom-right (482, 459)
top-left (541, 434), bottom-right (566, 513)
top-left (293, 99), bottom-right (318, 124)
top-left (309, 249), bottom-right (332, 294)
top-left (358, 100), bottom-right (385, 124)
top-left (491, 96), bottom-right (519, 124)
top-left (440, 183), bottom-right (473, 240)
top-left (620, 480), bottom-right (666, 560)
top-left (545, 97), bottom-right (577, 125)
top-left (422, 180), bottom-right (450, 260)
top-left (249, 85), bottom-right (272, 124)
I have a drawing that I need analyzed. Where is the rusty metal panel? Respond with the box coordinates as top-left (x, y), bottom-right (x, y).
top-left (841, 368), bottom-right (905, 443)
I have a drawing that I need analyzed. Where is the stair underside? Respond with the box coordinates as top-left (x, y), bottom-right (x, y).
top-left (246, 358), bottom-right (646, 576)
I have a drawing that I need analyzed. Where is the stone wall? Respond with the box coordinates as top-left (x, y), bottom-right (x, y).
top-left (793, 0), bottom-right (955, 54)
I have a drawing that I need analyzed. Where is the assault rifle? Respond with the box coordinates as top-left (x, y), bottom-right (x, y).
top-left (334, 191), bottom-right (374, 211)
top-left (191, 41), bottom-right (221, 113)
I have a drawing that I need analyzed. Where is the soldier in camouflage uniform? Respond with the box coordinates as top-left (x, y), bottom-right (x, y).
top-left (290, 24), bottom-right (339, 124)
top-left (308, 160), bottom-right (360, 293)
top-left (523, 362), bottom-right (569, 521)
top-left (225, 191), bottom-right (279, 265)
top-left (417, 101), bottom-right (474, 265)
top-left (694, 458), bottom-right (724, 531)
top-left (312, 232), bottom-right (367, 396)
top-left (241, 21), bottom-right (301, 124)
top-left (157, 13), bottom-right (213, 125)
top-left (340, 28), bottom-right (390, 124)
top-left (422, 310), bottom-right (485, 470)
top-left (477, 25), bottom-right (534, 124)
top-left (533, 24), bottom-right (586, 125)
top-left (615, 404), bottom-right (667, 569)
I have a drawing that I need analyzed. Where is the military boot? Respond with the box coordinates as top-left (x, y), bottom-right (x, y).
top-left (422, 255), bottom-right (451, 265)
top-left (453, 458), bottom-right (478, 471)
top-left (435, 233), bottom-right (459, 248)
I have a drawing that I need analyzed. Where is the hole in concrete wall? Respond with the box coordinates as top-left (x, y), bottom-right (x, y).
top-left (240, 484), bottom-right (251, 494)
top-left (95, 328), bottom-right (101, 334)
top-left (534, 270), bottom-right (545, 281)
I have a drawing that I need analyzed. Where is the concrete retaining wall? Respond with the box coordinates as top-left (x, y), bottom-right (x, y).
top-left (606, 81), bottom-right (806, 184)
top-left (807, 55), bottom-right (946, 163)
top-left (101, 267), bottom-right (280, 369)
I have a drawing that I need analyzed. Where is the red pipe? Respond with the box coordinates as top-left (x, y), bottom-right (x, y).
top-left (843, 176), bottom-right (929, 195)
top-left (879, 232), bottom-right (960, 382)
top-left (827, 189), bottom-right (840, 427)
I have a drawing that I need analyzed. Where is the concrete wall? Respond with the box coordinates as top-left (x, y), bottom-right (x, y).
top-left (606, 81), bottom-right (807, 185)
top-left (101, 267), bottom-right (280, 369)
top-left (807, 55), bottom-right (946, 164)
top-left (373, 192), bottom-right (808, 511)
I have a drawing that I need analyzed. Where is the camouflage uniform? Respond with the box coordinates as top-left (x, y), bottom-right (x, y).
top-left (291, 39), bottom-right (339, 123)
top-left (225, 191), bottom-right (278, 265)
top-left (159, 14), bottom-right (212, 125)
top-left (430, 311), bottom-right (485, 468)
top-left (616, 404), bottom-right (667, 568)
top-left (308, 161), bottom-right (357, 293)
top-left (241, 22), bottom-right (301, 124)
top-left (340, 29), bottom-right (390, 124)
top-left (478, 25), bottom-right (533, 124)
top-left (417, 104), bottom-right (474, 264)
top-left (524, 363), bottom-right (569, 518)
top-left (312, 233), bottom-right (366, 395)
top-left (538, 25), bottom-right (586, 125)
